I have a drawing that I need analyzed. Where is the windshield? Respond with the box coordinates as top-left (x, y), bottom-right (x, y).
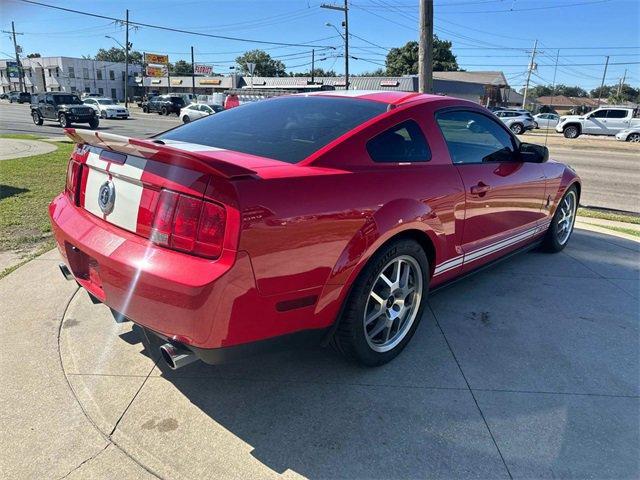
top-left (97, 99), bottom-right (115, 105)
top-left (54, 95), bottom-right (82, 105)
top-left (159, 96), bottom-right (388, 163)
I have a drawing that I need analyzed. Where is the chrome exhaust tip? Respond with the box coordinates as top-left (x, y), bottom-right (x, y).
top-left (59, 263), bottom-right (74, 281)
top-left (159, 342), bottom-right (198, 370)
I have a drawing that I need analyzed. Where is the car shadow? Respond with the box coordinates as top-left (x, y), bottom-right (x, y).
top-left (0, 184), bottom-right (29, 200)
top-left (124, 229), bottom-right (639, 478)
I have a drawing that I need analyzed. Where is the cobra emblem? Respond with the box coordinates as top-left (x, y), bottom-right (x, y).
top-left (98, 180), bottom-right (115, 215)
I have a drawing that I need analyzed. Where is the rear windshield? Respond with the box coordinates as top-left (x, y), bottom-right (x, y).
top-left (159, 96), bottom-right (388, 163)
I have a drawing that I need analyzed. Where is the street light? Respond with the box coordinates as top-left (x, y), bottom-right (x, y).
top-left (325, 22), bottom-right (344, 40)
top-left (105, 35), bottom-right (125, 49)
top-left (105, 35), bottom-right (131, 107)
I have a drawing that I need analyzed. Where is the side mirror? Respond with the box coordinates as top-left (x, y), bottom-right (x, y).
top-left (519, 143), bottom-right (549, 163)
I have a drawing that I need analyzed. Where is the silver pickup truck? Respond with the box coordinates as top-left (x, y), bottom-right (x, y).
top-left (556, 106), bottom-right (640, 138)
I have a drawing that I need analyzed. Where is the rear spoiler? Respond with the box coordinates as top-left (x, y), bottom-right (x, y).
top-left (65, 128), bottom-right (257, 179)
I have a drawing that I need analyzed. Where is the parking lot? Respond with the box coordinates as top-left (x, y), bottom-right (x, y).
top-left (0, 101), bottom-right (638, 213)
top-left (2, 226), bottom-right (637, 479)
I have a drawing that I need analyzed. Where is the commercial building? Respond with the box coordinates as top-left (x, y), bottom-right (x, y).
top-left (0, 56), bottom-right (142, 101)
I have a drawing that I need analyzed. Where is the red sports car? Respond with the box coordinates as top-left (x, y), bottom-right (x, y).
top-left (50, 91), bottom-right (580, 368)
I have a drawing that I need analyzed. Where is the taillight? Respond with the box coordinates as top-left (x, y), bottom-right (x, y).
top-left (66, 160), bottom-right (81, 203)
top-left (150, 189), bottom-right (226, 259)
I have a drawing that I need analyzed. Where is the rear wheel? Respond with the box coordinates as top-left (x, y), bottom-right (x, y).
top-left (510, 123), bottom-right (524, 134)
top-left (331, 239), bottom-right (429, 366)
top-left (161, 106), bottom-right (168, 115)
top-left (142, 106), bottom-right (148, 113)
top-left (627, 133), bottom-right (640, 143)
top-left (563, 125), bottom-right (580, 139)
top-left (58, 113), bottom-right (71, 128)
top-left (32, 111), bottom-right (43, 126)
top-left (543, 186), bottom-right (578, 252)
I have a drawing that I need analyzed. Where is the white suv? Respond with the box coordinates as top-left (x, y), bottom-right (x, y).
top-left (494, 110), bottom-right (536, 135)
top-left (555, 106), bottom-right (639, 138)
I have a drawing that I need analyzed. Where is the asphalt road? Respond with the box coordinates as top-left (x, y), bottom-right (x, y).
top-left (1, 101), bottom-right (638, 213)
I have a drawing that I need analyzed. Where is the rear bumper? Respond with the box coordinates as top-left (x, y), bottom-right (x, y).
top-left (49, 193), bottom-right (328, 354)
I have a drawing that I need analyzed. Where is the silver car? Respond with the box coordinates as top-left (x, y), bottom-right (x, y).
top-left (533, 113), bottom-right (560, 129)
top-left (615, 127), bottom-right (640, 143)
top-left (494, 110), bottom-right (535, 135)
top-left (179, 103), bottom-right (221, 123)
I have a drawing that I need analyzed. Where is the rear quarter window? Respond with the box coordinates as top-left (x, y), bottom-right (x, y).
top-left (366, 120), bottom-right (431, 163)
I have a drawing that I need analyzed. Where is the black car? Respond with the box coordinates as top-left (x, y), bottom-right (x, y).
top-left (9, 91), bottom-right (32, 103)
top-left (143, 94), bottom-right (186, 115)
top-left (31, 93), bottom-right (99, 129)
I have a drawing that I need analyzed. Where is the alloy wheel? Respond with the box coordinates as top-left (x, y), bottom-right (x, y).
top-left (556, 190), bottom-right (577, 245)
top-left (363, 255), bottom-right (423, 353)
top-left (629, 133), bottom-right (640, 143)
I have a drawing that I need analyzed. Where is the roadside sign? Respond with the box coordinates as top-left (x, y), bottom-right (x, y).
top-left (247, 62), bottom-right (256, 76)
top-left (146, 65), bottom-right (168, 77)
top-left (194, 64), bottom-right (213, 76)
top-left (144, 52), bottom-right (169, 65)
top-left (6, 61), bottom-right (19, 78)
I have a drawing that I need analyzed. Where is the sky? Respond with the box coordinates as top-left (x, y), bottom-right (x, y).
top-left (1, 0), bottom-right (638, 93)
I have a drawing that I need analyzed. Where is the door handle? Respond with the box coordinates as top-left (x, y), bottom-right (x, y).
top-left (470, 182), bottom-right (491, 196)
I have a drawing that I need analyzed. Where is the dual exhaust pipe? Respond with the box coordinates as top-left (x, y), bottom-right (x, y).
top-left (61, 263), bottom-right (198, 371)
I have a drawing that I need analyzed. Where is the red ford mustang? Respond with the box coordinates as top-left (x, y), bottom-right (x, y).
top-left (50, 91), bottom-right (580, 368)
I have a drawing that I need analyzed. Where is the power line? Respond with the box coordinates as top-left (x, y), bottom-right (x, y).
top-left (16, 0), bottom-right (335, 48)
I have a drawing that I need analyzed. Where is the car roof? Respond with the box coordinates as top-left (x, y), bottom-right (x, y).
top-left (299, 90), bottom-right (447, 107)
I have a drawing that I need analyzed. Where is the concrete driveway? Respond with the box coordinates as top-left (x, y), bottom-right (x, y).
top-left (1, 227), bottom-right (638, 479)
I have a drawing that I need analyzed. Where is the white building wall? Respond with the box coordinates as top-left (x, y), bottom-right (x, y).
top-left (0, 57), bottom-right (141, 100)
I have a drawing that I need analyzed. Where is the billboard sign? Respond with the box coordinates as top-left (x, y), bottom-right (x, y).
top-left (144, 53), bottom-right (169, 65)
top-left (194, 64), bottom-right (213, 76)
top-left (6, 61), bottom-right (20, 78)
top-left (146, 65), bottom-right (168, 78)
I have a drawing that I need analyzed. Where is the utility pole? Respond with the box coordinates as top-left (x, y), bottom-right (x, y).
top-left (311, 49), bottom-right (315, 84)
top-left (2, 22), bottom-right (25, 92)
top-left (596, 55), bottom-right (609, 106)
top-left (124, 9), bottom-right (129, 107)
top-left (321, 1), bottom-right (349, 89)
top-left (418, 0), bottom-right (433, 93)
top-left (522, 39), bottom-right (538, 108)
top-left (617, 68), bottom-right (627, 98)
top-left (191, 46), bottom-right (195, 94)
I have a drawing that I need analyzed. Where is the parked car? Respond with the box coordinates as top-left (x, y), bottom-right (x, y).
top-left (81, 93), bottom-right (102, 99)
top-left (494, 110), bottom-right (536, 134)
top-left (615, 127), bottom-right (640, 143)
top-left (52, 92), bottom-right (580, 369)
top-left (555, 106), bottom-right (640, 138)
top-left (83, 97), bottom-right (129, 119)
top-left (9, 91), bottom-right (31, 103)
top-left (0, 92), bottom-right (9, 100)
top-left (31, 92), bottom-right (98, 128)
top-left (533, 113), bottom-right (560, 129)
top-left (180, 103), bottom-right (222, 123)
top-left (142, 94), bottom-right (186, 115)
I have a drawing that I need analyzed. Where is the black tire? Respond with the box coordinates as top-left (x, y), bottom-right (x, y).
top-left (542, 185), bottom-right (579, 253)
top-left (142, 106), bottom-right (148, 113)
top-left (510, 123), bottom-right (524, 135)
top-left (161, 106), bottom-right (168, 116)
top-left (32, 111), bottom-right (43, 126)
top-left (182, 115), bottom-right (191, 124)
top-left (627, 133), bottom-right (640, 143)
top-left (58, 113), bottom-right (71, 128)
top-left (100, 110), bottom-right (107, 119)
top-left (563, 125), bottom-right (580, 139)
top-left (331, 239), bottom-right (430, 366)
top-left (533, 122), bottom-right (539, 129)
top-left (89, 118), bottom-right (99, 130)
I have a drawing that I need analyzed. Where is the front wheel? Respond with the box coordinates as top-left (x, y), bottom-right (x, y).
top-left (32, 111), bottom-right (43, 126)
top-left (182, 115), bottom-right (190, 124)
top-left (627, 133), bottom-right (640, 143)
top-left (161, 106), bottom-right (168, 115)
top-left (58, 114), bottom-right (71, 128)
top-left (100, 110), bottom-right (107, 119)
top-left (142, 106), bottom-right (148, 113)
top-left (543, 186), bottom-right (578, 253)
top-left (331, 239), bottom-right (429, 366)
top-left (510, 123), bottom-right (524, 135)
top-left (88, 118), bottom-right (99, 130)
top-left (563, 125), bottom-right (580, 139)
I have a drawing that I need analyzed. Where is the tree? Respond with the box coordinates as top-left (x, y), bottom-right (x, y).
top-left (236, 49), bottom-right (285, 77)
top-left (528, 84), bottom-right (588, 99)
top-left (289, 68), bottom-right (338, 77)
top-left (356, 68), bottom-right (387, 77)
top-left (26, 53), bottom-right (41, 58)
top-left (591, 83), bottom-right (639, 103)
top-left (93, 47), bottom-right (143, 65)
top-left (385, 36), bottom-right (459, 76)
top-left (171, 60), bottom-right (193, 75)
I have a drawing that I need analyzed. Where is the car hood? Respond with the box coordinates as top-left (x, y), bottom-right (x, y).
top-left (102, 105), bottom-right (126, 110)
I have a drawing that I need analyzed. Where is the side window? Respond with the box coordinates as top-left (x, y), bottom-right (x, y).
top-left (366, 120), bottom-right (431, 163)
top-left (436, 110), bottom-right (516, 165)
top-left (590, 110), bottom-right (607, 118)
top-left (606, 109), bottom-right (627, 119)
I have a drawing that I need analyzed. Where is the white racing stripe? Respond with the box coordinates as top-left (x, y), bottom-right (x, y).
top-left (433, 221), bottom-right (551, 277)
